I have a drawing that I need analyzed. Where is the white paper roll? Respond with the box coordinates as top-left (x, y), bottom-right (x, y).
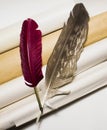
top-left (0, 61), bottom-right (107, 129)
top-left (0, 0), bottom-right (75, 53)
top-left (76, 38), bottom-right (107, 74)
top-left (0, 38), bottom-right (107, 109)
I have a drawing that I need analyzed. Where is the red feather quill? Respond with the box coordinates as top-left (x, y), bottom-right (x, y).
top-left (20, 18), bottom-right (43, 112)
top-left (20, 18), bottom-right (43, 87)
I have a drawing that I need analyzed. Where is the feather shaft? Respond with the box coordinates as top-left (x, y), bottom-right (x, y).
top-left (34, 87), bottom-right (43, 113)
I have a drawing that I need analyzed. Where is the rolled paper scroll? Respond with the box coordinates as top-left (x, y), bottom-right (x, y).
top-left (0, 38), bottom-right (107, 109)
top-left (0, 0), bottom-right (75, 53)
top-left (0, 12), bottom-right (107, 84)
top-left (0, 61), bottom-right (107, 129)
top-left (0, 30), bottom-right (61, 84)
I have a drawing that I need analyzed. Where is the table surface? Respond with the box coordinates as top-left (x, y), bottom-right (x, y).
top-left (1, 0), bottom-right (107, 130)
top-left (21, 86), bottom-right (107, 130)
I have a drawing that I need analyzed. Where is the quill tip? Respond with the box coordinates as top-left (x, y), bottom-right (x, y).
top-left (40, 107), bottom-right (43, 114)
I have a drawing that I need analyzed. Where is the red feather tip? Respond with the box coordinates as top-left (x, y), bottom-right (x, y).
top-left (20, 18), bottom-right (43, 87)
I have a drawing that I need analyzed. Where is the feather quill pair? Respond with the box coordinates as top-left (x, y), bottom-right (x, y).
top-left (20, 3), bottom-right (89, 114)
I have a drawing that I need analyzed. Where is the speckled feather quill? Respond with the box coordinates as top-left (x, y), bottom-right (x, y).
top-left (44, 3), bottom-right (89, 101)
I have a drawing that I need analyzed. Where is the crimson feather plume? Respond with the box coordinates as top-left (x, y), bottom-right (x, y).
top-left (20, 18), bottom-right (43, 87)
